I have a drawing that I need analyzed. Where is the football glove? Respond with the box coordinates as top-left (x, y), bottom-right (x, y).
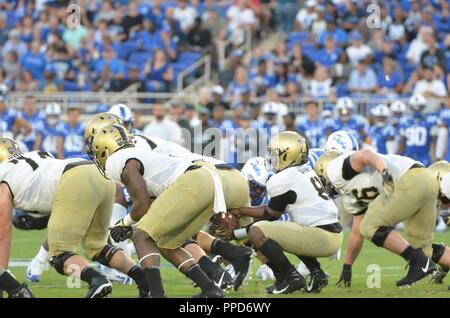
top-left (109, 219), bottom-right (133, 243)
top-left (429, 266), bottom-right (449, 284)
top-left (441, 212), bottom-right (450, 226)
top-left (13, 211), bottom-right (50, 230)
top-left (335, 264), bottom-right (352, 287)
top-left (381, 168), bottom-right (394, 195)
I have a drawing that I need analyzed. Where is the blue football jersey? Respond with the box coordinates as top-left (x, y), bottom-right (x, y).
top-left (368, 124), bottom-right (395, 154)
top-left (19, 110), bottom-right (46, 150)
top-left (400, 114), bottom-right (438, 166)
top-left (297, 118), bottom-right (326, 148)
top-left (439, 109), bottom-right (450, 162)
top-left (60, 121), bottom-right (86, 158)
top-left (0, 108), bottom-right (18, 134)
top-left (308, 148), bottom-right (325, 169)
top-left (332, 116), bottom-right (367, 144)
top-left (38, 121), bottom-right (65, 158)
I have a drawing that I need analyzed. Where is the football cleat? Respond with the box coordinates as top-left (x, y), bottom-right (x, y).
top-left (26, 258), bottom-right (50, 282)
top-left (231, 246), bottom-right (253, 291)
top-left (193, 285), bottom-right (225, 298)
top-left (429, 266), bottom-right (448, 285)
top-left (211, 268), bottom-right (234, 290)
top-left (396, 249), bottom-right (436, 288)
top-left (85, 276), bottom-right (112, 298)
top-left (98, 265), bottom-right (132, 285)
top-left (305, 269), bottom-right (328, 293)
top-left (8, 284), bottom-right (35, 298)
top-left (271, 268), bottom-right (306, 294)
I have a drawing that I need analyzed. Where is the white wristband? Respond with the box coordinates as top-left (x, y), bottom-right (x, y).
top-left (123, 214), bottom-right (137, 226)
top-left (233, 228), bottom-right (248, 240)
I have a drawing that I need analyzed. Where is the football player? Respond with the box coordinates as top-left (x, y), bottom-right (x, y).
top-left (332, 97), bottom-right (367, 144)
top-left (315, 149), bottom-right (450, 288)
top-left (108, 103), bottom-right (138, 133)
top-left (91, 124), bottom-right (251, 297)
top-left (232, 132), bottom-right (342, 294)
top-left (33, 103), bottom-right (64, 158)
top-left (60, 106), bottom-right (86, 158)
top-left (367, 104), bottom-right (396, 154)
top-left (0, 137), bottom-right (149, 298)
top-left (435, 97), bottom-right (450, 162)
top-left (398, 94), bottom-right (438, 166)
top-left (297, 101), bottom-right (326, 148)
top-left (86, 114), bottom-right (252, 292)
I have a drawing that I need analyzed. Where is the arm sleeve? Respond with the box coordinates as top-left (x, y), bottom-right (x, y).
top-left (268, 191), bottom-right (297, 212)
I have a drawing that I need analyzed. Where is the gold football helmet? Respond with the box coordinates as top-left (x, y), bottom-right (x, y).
top-left (84, 113), bottom-right (125, 147)
top-left (0, 137), bottom-right (22, 163)
top-left (91, 124), bottom-right (133, 175)
top-left (315, 151), bottom-right (340, 190)
top-left (267, 131), bottom-right (310, 172)
top-left (429, 160), bottom-right (450, 182)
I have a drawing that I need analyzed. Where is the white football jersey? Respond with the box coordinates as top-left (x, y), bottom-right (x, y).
top-left (105, 146), bottom-right (193, 197)
top-left (327, 152), bottom-right (418, 214)
top-left (0, 151), bottom-right (84, 215)
top-left (133, 134), bottom-right (223, 164)
top-left (267, 165), bottom-right (339, 227)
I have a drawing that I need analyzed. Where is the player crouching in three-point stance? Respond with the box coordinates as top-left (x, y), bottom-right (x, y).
top-left (0, 137), bottom-right (148, 298)
top-left (232, 132), bottom-right (343, 294)
top-left (90, 125), bottom-right (250, 298)
top-left (316, 150), bottom-right (450, 288)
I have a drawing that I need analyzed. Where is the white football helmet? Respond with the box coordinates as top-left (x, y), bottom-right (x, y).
top-left (371, 104), bottom-right (391, 118)
top-left (109, 103), bottom-right (135, 130)
top-left (262, 101), bottom-right (279, 124)
top-left (326, 130), bottom-right (359, 153)
top-left (408, 94), bottom-right (427, 112)
top-left (440, 173), bottom-right (450, 204)
top-left (241, 157), bottom-right (271, 206)
top-left (390, 100), bottom-right (407, 114)
top-left (45, 102), bottom-right (62, 116)
top-left (336, 97), bottom-right (355, 111)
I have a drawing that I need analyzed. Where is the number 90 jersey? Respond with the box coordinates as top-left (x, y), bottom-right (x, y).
top-left (267, 165), bottom-right (339, 227)
top-left (0, 151), bottom-right (84, 215)
top-left (327, 152), bottom-right (418, 215)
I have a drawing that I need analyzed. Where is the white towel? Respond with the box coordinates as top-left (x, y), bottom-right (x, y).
top-left (202, 166), bottom-right (227, 214)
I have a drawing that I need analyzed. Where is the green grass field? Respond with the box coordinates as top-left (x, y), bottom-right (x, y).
top-left (9, 228), bottom-right (450, 298)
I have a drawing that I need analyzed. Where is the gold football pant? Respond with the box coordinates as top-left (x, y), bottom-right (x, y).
top-left (47, 164), bottom-right (115, 259)
top-left (253, 220), bottom-right (343, 257)
top-left (359, 168), bottom-right (439, 256)
top-left (137, 164), bottom-right (250, 249)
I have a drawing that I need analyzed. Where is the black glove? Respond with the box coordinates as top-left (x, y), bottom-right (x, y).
top-left (12, 211), bottom-right (49, 230)
top-left (109, 219), bottom-right (133, 243)
top-left (336, 264), bottom-right (352, 287)
top-left (381, 168), bottom-right (394, 194)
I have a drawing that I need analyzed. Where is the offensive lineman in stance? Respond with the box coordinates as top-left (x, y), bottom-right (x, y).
top-left (91, 125), bottom-right (250, 297)
top-left (0, 137), bottom-right (148, 298)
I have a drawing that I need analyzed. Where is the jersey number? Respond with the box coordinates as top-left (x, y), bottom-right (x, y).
top-left (10, 152), bottom-right (51, 171)
top-left (405, 127), bottom-right (427, 147)
top-left (351, 187), bottom-right (379, 207)
top-left (310, 176), bottom-right (331, 201)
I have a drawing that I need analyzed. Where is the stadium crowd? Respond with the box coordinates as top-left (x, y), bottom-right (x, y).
top-left (0, 0), bottom-right (449, 168)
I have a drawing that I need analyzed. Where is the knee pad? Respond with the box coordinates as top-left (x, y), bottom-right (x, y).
top-left (181, 239), bottom-right (197, 248)
top-left (371, 226), bottom-right (393, 247)
top-left (432, 243), bottom-right (446, 263)
top-left (92, 244), bottom-right (122, 266)
top-left (49, 252), bottom-right (77, 275)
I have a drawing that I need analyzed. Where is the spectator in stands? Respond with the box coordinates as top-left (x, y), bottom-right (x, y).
top-left (2, 51), bottom-right (20, 84)
top-left (405, 0), bottom-right (421, 35)
top-left (60, 106), bottom-right (85, 158)
top-left (218, 49), bottom-right (243, 87)
top-left (309, 65), bottom-right (334, 98)
top-left (413, 65), bottom-right (448, 98)
top-left (377, 57), bottom-right (404, 95)
top-left (202, 5), bottom-right (225, 41)
top-left (420, 35), bottom-right (446, 71)
top-left (318, 16), bottom-right (348, 47)
top-left (95, 44), bottom-right (124, 81)
top-left (348, 59), bottom-right (377, 95)
top-left (226, 0), bottom-right (257, 40)
top-left (329, 51), bottom-right (352, 87)
top-left (0, 12), bottom-right (7, 46)
top-left (144, 48), bottom-right (173, 92)
top-left (250, 59), bottom-right (271, 97)
top-left (63, 20), bottom-right (88, 53)
top-left (19, 95), bottom-right (44, 151)
top-left (346, 31), bottom-right (372, 66)
top-left (34, 102), bottom-right (64, 158)
top-left (276, 0), bottom-right (297, 33)
top-left (48, 46), bottom-right (75, 83)
top-left (317, 35), bottom-right (342, 68)
top-left (20, 15), bottom-right (35, 45)
top-left (209, 104), bottom-right (235, 133)
top-left (209, 84), bottom-right (229, 110)
top-left (119, 64), bottom-right (147, 93)
top-left (187, 17), bottom-right (212, 53)
top-left (297, 100), bottom-right (325, 148)
top-left (40, 65), bottom-right (59, 92)
top-left (341, 0), bottom-right (363, 33)
top-left (311, 5), bottom-right (326, 38)
top-left (2, 29), bottom-right (27, 58)
top-left (406, 26), bottom-right (433, 65)
top-left (271, 41), bottom-right (289, 64)
top-left (174, 0), bottom-right (198, 34)
top-left (94, 0), bottom-right (115, 25)
top-left (388, 6), bottom-right (406, 42)
top-left (295, 0), bottom-right (317, 31)
top-left (123, 1), bottom-right (144, 40)
top-left (20, 40), bottom-right (46, 81)
top-left (283, 112), bottom-right (297, 132)
top-left (143, 103), bottom-right (184, 145)
top-left (15, 69), bottom-right (39, 92)
top-left (289, 43), bottom-right (315, 77)
top-left (109, 9), bottom-right (126, 42)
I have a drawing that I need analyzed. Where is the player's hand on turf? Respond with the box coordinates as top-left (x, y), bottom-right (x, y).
top-left (13, 213), bottom-right (37, 230)
top-left (381, 169), bottom-right (394, 194)
top-left (336, 264), bottom-right (352, 287)
top-left (109, 219), bottom-right (133, 242)
top-left (215, 226), bottom-right (234, 240)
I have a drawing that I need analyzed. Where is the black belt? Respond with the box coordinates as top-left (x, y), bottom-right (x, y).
top-left (62, 160), bottom-right (94, 174)
top-left (409, 163), bottom-right (425, 170)
top-left (316, 222), bottom-right (342, 233)
top-left (214, 164), bottom-right (235, 170)
top-left (184, 165), bottom-right (202, 173)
